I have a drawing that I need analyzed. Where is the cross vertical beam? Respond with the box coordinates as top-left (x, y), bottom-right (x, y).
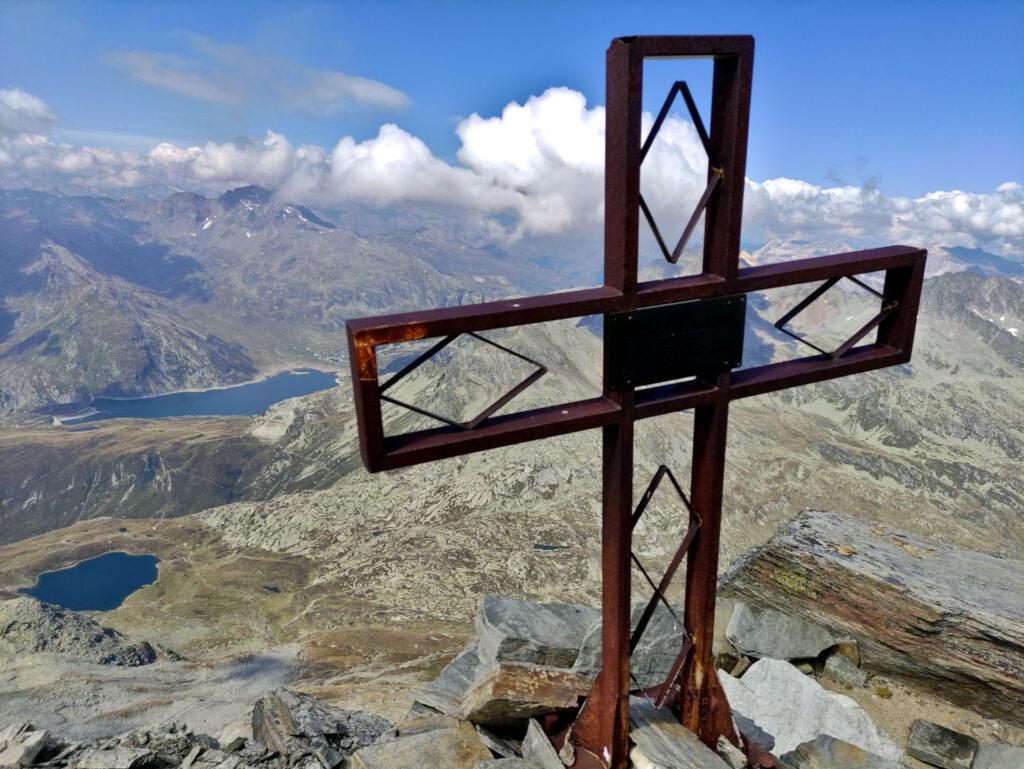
top-left (594, 36), bottom-right (643, 766)
top-left (706, 46), bottom-right (754, 281)
top-left (684, 40), bottom-right (752, 745)
top-left (578, 36), bottom-right (754, 765)
top-left (604, 38), bottom-right (644, 295)
top-left (597, 414), bottom-right (634, 764)
top-left (681, 376), bottom-right (733, 741)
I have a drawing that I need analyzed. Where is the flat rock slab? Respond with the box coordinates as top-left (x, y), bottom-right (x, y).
top-left (725, 602), bottom-right (838, 660)
top-left (780, 735), bottom-right (900, 769)
top-left (574, 602), bottom-right (686, 689)
top-left (461, 662), bottom-right (590, 725)
top-left (414, 643), bottom-right (481, 716)
top-left (389, 713), bottom-right (462, 738)
top-left (0, 722), bottom-right (29, 746)
top-left (522, 720), bottom-right (562, 769)
top-left (628, 697), bottom-right (731, 769)
top-left (349, 721), bottom-right (491, 769)
top-left (474, 760), bottom-right (540, 769)
top-left (906, 720), bottom-right (977, 769)
top-left (719, 658), bottom-right (902, 764)
top-left (972, 743), bottom-right (1024, 769)
top-left (476, 596), bottom-right (600, 669)
top-left (822, 653), bottom-right (867, 688)
top-left (0, 728), bottom-right (49, 768)
top-left (74, 748), bottom-right (154, 769)
top-left (721, 510), bottom-right (1024, 723)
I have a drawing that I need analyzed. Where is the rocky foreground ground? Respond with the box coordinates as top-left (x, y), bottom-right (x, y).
top-left (2, 591), bottom-right (1021, 769)
top-left (2, 511), bottom-right (1022, 769)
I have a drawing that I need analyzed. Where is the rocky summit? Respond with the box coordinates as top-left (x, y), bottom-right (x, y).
top-left (0, 593), bottom-right (736, 769)
top-left (2, 568), bottom-right (1023, 768)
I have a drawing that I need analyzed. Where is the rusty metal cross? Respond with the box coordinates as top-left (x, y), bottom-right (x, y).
top-left (346, 35), bottom-right (925, 769)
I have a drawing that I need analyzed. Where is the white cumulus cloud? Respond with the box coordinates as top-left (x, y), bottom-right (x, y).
top-left (1, 86), bottom-right (1021, 258)
top-left (0, 88), bottom-right (57, 137)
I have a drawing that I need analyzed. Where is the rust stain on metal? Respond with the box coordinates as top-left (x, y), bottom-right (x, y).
top-left (344, 34), bottom-right (926, 769)
top-left (353, 344), bottom-right (377, 381)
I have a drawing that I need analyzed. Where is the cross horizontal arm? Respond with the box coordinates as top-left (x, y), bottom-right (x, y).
top-left (348, 245), bottom-right (922, 348)
top-left (346, 246), bottom-right (925, 472)
top-left (359, 343), bottom-right (906, 471)
top-left (637, 244), bottom-right (923, 305)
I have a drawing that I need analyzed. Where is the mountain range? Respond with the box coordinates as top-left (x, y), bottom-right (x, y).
top-left (1, 185), bottom-right (1022, 726)
top-left (4, 186), bottom-right (1022, 424)
top-left (1, 187), bottom-right (1022, 549)
top-left (0, 187), bottom-right (563, 422)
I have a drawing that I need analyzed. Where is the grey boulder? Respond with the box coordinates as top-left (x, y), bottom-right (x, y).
top-left (574, 602), bottom-right (686, 689)
top-left (251, 688), bottom-right (391, 768)
top-left (521, 720), bottom-right (562, 769)
top-left (822, 653), bottom-right (867, 689)
top-left (972, 743), bottom-right (1024, 769)
top-left (413, 642), bottom-right (481, 716)
top-left (475, 596), bottom-right (599, 669)
top-left (780, 735), bottom-right (900, 769)
top-left (725, 602), bottom-right (838, 661)
top-left (905, 720), bottom-right (977, 769)
top-left (348, 720), bottom-right (490, 769)
top-left (719, 658), bottom-right (901, 764)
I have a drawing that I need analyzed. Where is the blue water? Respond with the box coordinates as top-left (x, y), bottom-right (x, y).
top-left (64, 369), bottom-right (338, 424)
top-left (20, 552), bottom-right (160, 611)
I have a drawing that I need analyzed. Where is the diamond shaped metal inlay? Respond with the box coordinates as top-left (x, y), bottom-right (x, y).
top-left (640, 81), bottom-right (723, 265)
top-left (774, 275), bottom-right (898, 358)
top-left (628, 465), bottom-right (701, 706)
top-left (379, 331), bottom-right (547, 431)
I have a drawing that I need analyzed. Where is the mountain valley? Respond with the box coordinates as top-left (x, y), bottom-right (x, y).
top-left (1, 187), bottom-right (1022, 736)
top-left (0, 187), bottom-right (553, 421)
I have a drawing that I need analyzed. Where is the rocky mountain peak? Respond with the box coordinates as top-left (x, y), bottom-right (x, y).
top-left (743, 238), bottom-right (854, 265)
top-left (218, 185), bottom-right (274, 211)
top-left (148, 191), bottom-right (214, 223)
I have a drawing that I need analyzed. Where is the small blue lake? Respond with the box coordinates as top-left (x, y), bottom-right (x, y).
top-left (20, 552), bottom-right (160, 611)
top-left (63, 368), bottom-right (338, 424)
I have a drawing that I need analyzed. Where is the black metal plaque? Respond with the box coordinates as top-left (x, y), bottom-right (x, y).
top-left (606, 295), bottom-right (745, 388)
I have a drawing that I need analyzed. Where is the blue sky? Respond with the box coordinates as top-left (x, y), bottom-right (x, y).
top-left (2, 0), bottom-right (1021, 198)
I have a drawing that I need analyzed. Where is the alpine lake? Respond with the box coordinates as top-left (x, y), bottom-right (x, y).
top-left (29, 369), bottom-right (341, 610)
top-left (62, 368), bottom-right (339, 424)
top-left (20, 552), bottom-right (160, 611)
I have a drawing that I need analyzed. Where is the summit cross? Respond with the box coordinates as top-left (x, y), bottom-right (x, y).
top-left (347, 35), bottom-right (926, 769)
